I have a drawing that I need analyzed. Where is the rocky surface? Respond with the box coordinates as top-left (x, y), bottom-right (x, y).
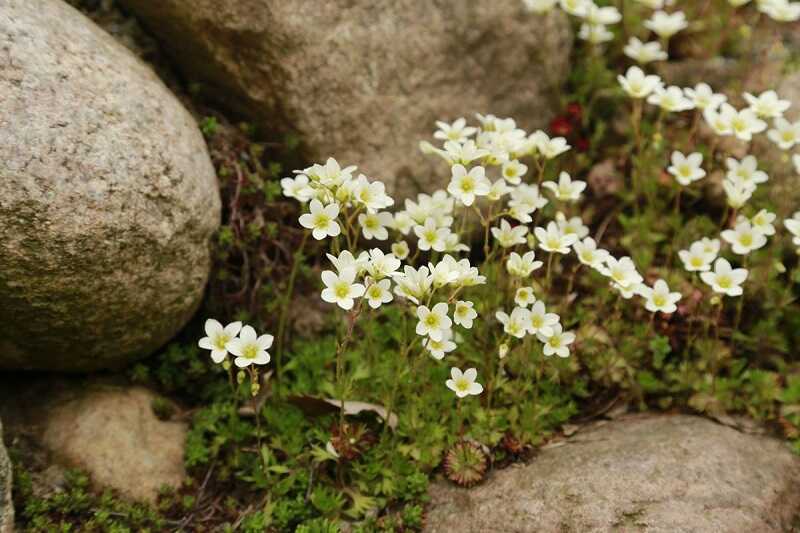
top-left (0, 419), bottom-right (12, 533)
top-left (426, 415), bottom-right (800, 533)
top-left (0, 0), bottom-right (221, 371)
top-left (0, 377), bottom-right (187, 503)
top-left (118, 0), bottom-right (572, 198)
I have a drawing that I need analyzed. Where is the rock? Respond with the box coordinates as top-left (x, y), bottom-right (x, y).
top-left (118, 0), bottom-right (572, 197)
top-left (425, 415), bottom-right (800, 533)
top-left (0, 377), bottom-right (187, 503)
top-left (0, 0), bottom-right (221, 371)
top-left (0, 419), bottom-right (12, 533)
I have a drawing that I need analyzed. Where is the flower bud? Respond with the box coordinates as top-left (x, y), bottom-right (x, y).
top-left (498, 343), bottom-right (509, 359)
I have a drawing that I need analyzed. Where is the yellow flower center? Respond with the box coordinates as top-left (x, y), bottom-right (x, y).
top-left (739, 233), bottom-right (753, 247)
top-left (335, 283), bottom-right (350, 299)
top-left (718, 275), bottom-right (732, 289)
top-left (242, 344), bottom-right (258, 359)
top-left (213, 334), bottom-right (230, 351)
top-left (653, 294), bottom-right (667, 307)
top-left (455, 378), bottom-right (470, 392)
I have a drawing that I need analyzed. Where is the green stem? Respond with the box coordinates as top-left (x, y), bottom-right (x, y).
top-left (275, 231), bottom-right (309, 386)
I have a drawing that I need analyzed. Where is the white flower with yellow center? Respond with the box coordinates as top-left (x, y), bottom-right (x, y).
top-left (762, 1), bottom-right (800, 22)
top-left (227, 325), bottom-right (273, 368)
top-left (684, 83), bottom-right (727, 110)
top-left (353, 174), bottom-right (394, 213)
top-left (723, 179), bottom-right (756, 209)
top-left (556, 212), bottom-right (590, 239)
top-left (639, 279), bottom-right (682, 314)
top-left (559, 0), bottom-right (589, 16)
top-left (416, 302), bottom-right (452, 342)
top-left (320, 268), bottom-right (366, 310)
top-left (647, 86), bottom-right (694, 113)
top-left (573, 237), bottom-right (610, 271)
top-left (750, 209), bottom-right (777, 236)
top-left (414, 218), bottom-right (450, 252)
top-left (533, 132), bottom-right (572, 159)
top-left (767, 118), bottom-right (800, 150)
top-left (446, 367), bottom-right (484, 398)
top-left (198, 319), bottom-right (243, 363)
top-left (703, 103), bottom-right (735, 136)
top-left (434, 118), bottom-right (477, 143)
top-left (667, 151), bottom-right (706, 186)
top-left (721, 220), bottom-right (768, 255)
top-left (506, 250), bottom-right (543, 277)
top-left (603, 256), bottom-right (643, 288)
top-left (501, 159), bottom-right (528, 185)
top-left (509, 183), bottom-right (549, 214)
top-left (515, 286), bottom-right (537, 307)
top-left (299, 199), bottom-right (341, 240)
top-left (280, 174), bottom-right (314, 202)
top-left (535, 221), bottom-right (579, 254)
top-left (578, 23), bottom-right (614, 44)
top-left (393, 265), bottom-right (433, 304)
top-left (584, 4), bottom-right (622, 25)
top-left (488, 179), bottom-right (513, 202)
top-left (623, 37), bottom-right (668, 64)
top-left (725, 156), bottom-right (768, 187)
top-left (454, 300), bottom-right (478, 329)
top-left (644, 10), bottom-right (688, 39)
top-left (491, 219), bottom-right (529, 248)
top-left (425, 329), bottom-right (456, 360)
top-left (391, 240), bottom-right (410, 260)
top-left (542, 172), bottom-right (587, 202)
top-left (679, 241), bottom-right (716, 272)
top-left (744, 90), bottom-right (791, 119)
top-left (729, 107), bottom-right (767, 141)
top-left (496, 307), bottom-right (531, 339)
top-left (447, 164), bottom-right (491, 206)
top-left (365, 248), bottom-right (401, 279)
top-left (527, 301), bottom-right (559, 337)
top-left (358, 211), bottom-right (393, 241)
top-left (537, 323), bottom-right (575, 358)
top-left (364, 279), bottom-right (393, 309)
top-left (701, 258), bottom-right (748, 296)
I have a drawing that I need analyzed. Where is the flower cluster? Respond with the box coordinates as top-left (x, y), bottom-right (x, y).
top-left (198, 319), bottom-right (274, 368)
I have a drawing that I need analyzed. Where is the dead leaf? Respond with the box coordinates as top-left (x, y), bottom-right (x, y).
top-left (286, 395), bottom-right (398, 429)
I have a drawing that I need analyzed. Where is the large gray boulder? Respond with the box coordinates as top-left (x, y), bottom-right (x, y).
top-left (0, 419), bottom-right (11, 533)
top-left (118, 0), bottom-right (572, 198)
top-left (426, 415), bottom-right (800, 532)
top-left (0, 0), bottom-right (221, 371)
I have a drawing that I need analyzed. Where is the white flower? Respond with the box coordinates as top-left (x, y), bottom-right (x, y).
top-left (647, 86), bottom-right (694, 113)
top-left (392, 211), bottom-right (414, 235)
top-left (527, 301), bottom-right (559, 337)
top-left (762, 1), bottom-right (800, 21)
top-left (578, 23), bottom-right (614, 44)
top-left (447, 164), bottom-right (491, 206)
top-left (454, 300), bottom-right (478, 329)
top-left (623, 37), bottom-right (668, 64)
top-left (744, 90), bottom-right (792, 119)
top-left (491, 219), bottom-right (529, 248)
top-left (414, 219), bottom-right (450, 252)
top-left (644, 10), bottom-right (688, 38)
top-left (394, 265), bottom-right (433, 304)
top-left (573, 237), bottom-right (611, 270)
top-left (281, 174), bottom-right (313, 202)
top-left (721, 220), bottom-right (768, 255)
top-left (534, 132), bottom-right (572, 159)
top-left (750, 209), bottom-right (777, 236)
top-left (679, 241), bottom-right (716, 272)
top-left (522, 0), bottom-right (558, 12)
top-left (501, 159), bottom-right (528, 185)
top-left (308, 157), bottom-right (356, 188)
top-left (425, 329), bottom-right (457, 360)
top-left (391, 241), bottom-right (410, 260)
top-left (542, 171), bottom-right (587, 202)
top-left (227, 325), bottom-right (273, 368)
top-left (703, 103), bottom-right (736, 136)
top-left (555, 212), bottom-right (590, 239)
top-left (515, 286), bottom-right (537, 307)
top-left (434, 118), bottom-right (477, 143)
top-left (364, 279), bottom-right (393, 309)
top-left (584, 4), bottom-right (622, 25)
top-left (353, 175), bottom-right (394, 213)
top-left (700, 258), bottom-right (748, 296)
top-left (452, 258), bottom-right (486, 287)
top-left (618, 66), bottom-right (664, 99)
top-left (535, 221), bottom-right (579, 254)
top-left (613, 282), bottom-right (644, 299)
top-left (507, 250), bottom-right (544, 277)
top-left (725, 156), bottom-right (768, 186)
top-left (639, 279), bottom-right (682, 314)
top-left (198, 319), bottom-right (243, 363)
top-left (488, 179), bottom-right (513, 202)
top-left (537, 323), bottom-right (575, 358)
top-left (326, 250), bottom-right (369, 276)
top-left (603, 256), bottom-right (644, 288)
top-left (559, 0), bottom-right (589, 16)
top-left (446, 367), bottom-right (484, 398)
top-left (634, 0), bottom-right (672, 7)
top-left (684, 83), bottom-right (727, 110)
top-left (767, 118), bottom-right (800, 150)
top-left (699, 237), bottom-right (722, 257)
top-left (299, 200), bottom-right (341, 240)
top-left (320, 268), bottom-right (366, 310)
top-left (785, 212), bottom-right (800, 247)
top-left (365, 248), bottom-right (401, 279)
top-left (509, 184), bottom-right (549, 214)
top-left (723, 179), bottom-right (756, 209)
top-left (729, 106), bottom-right (768, 141)
top-left (728, 0), bottom-right (751, 5)
top-left (430, 140), bottom-right (489, 166)
top-left (358, 211), bottom-right (393, 240)
top-left (667, 151), bottom-right (706, 186)
top-left (416, 302), bottom-right (452, 341)
top-left (496, 307), bottom-right (531, 339)
top-left (429, 255), bottom-right (461, 287)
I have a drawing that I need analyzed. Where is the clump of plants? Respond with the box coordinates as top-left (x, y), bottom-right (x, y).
top-left (14, 0), bottom-right (800, 531)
